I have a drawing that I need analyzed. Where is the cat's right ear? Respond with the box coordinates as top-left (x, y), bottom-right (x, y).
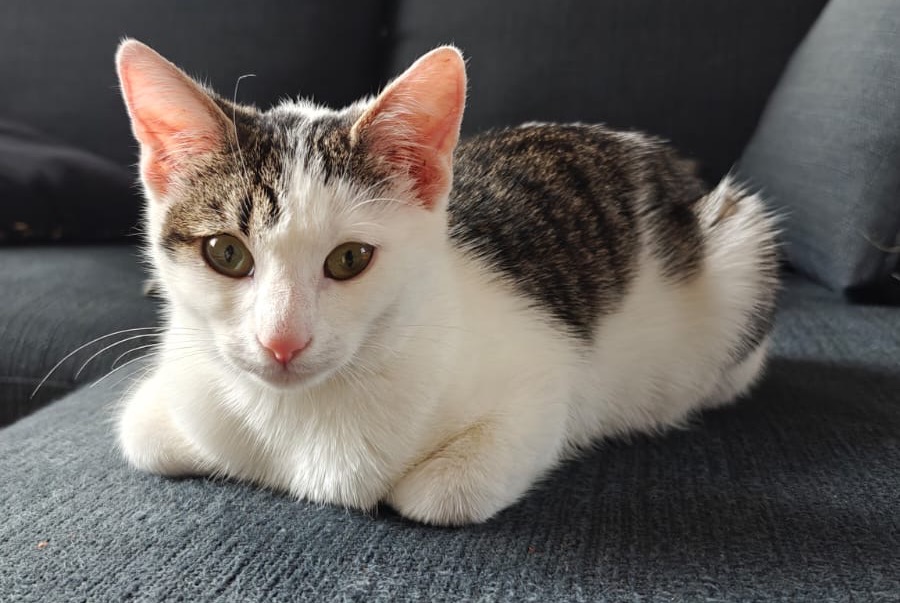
top-left (116, 39), bottom-right (229, 199)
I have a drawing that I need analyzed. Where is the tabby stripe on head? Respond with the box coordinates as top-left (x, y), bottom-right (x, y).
top-left (238, 196), bottom-right (254, 236)
top-left (162, 230), bottom-right (194, 254)
top-left (263, 186), bottom-right (281, 227)
top-left (301, 116), bottom-right (355, 186)
top-left (207, 196), bottom-right (224, 216)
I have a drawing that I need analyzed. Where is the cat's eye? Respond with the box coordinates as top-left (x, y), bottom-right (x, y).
top-left (324, 242), bottom-right (374, 281)
top-left (202, 234), bottom-right (254, 278)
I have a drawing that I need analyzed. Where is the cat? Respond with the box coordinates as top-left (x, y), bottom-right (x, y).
top-left (115, 39), bottom-right (778, 526)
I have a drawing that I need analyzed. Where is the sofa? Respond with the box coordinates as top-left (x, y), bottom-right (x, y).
top-left (2, 1), bottom-right (899, 600)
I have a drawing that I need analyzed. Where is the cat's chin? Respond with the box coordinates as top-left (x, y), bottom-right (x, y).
top-left (248, 369), bottom-right (308, 391)
top-left (244, 363), bottom-right (336, 392)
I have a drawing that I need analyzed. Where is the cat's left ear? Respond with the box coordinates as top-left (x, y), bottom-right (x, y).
top-left (351, 46), bottom-right (466, 211)
top-left (116, 39), bottom-right (231, 199)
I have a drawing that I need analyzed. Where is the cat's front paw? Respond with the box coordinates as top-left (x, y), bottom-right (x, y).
top-left (387, 424), bottom-right (524, 526)
top-left (119, 383), bottom-right (206, 477)
top-left (388, 455), bottom-right (504, 526)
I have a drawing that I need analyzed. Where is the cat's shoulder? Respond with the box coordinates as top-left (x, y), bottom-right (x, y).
top-left (447, 123), bottom-right (651, 337)
top-left (446, 121), bottom-right (708, 338)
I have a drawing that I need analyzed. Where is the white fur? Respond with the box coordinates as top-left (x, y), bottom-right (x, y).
top-left (120, 155), bottom-right (774, 525)
top-left (116, 42), bottom-right (776, 526)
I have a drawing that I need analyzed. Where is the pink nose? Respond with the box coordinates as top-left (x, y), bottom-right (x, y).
top-left (258, 336), bottom-right (309, 366)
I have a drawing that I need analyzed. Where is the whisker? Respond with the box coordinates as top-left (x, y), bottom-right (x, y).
top-left (345, 221), bottom-right (382, 232)
top-left (90, 354), bottom-right (158, 389)
top-left (349, 196), bottom-right (409, 212)
top-left (342, 173), bottom-right (411, 215)
top-left (30, 327), bottom-right (163, 399)
top-left (111, 343), bottom-right (161, 370)
top-left (112, 348), bottom-right (212, 395)
top-left (114, 347), bottom-right (215, 399)
top-left (114, 363), bottom-right (158, 398)
top-left (74, 333), bottom-right (163, 380)
top-left (109, 337), bottom-right (219, 370)
top-left (231, 73), bottom-right (257, 193)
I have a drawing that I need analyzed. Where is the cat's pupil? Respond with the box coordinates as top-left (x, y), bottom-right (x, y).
top-left (224, 245), bottom-right (234, 264)
top-left (343, 249), bottom-right (354, 268)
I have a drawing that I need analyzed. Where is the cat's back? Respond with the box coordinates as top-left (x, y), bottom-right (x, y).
top-left (448, 123), bottom-right (709, 338)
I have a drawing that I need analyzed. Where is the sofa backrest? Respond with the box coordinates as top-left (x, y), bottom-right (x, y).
top-left (2, 0), bottom-right (827, 181)
top-left (388, 0), bottom-right (828, 181)
top-left (0, 0), bottom-right (388, 168)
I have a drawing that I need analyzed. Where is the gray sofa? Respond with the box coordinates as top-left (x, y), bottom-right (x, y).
top-left (2, 1), bottom-right (899, 601)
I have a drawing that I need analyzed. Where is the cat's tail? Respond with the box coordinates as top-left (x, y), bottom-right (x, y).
top-left (693, 175), bottom-right (780, 396)
top-left (696, 175), bottom-right (780, 250)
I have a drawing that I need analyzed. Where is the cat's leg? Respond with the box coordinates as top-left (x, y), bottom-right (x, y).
top-left (118, 371), bottom-right (210, 476)
top-left (387, 394), bottom-right (568, 526)
top-left (703, 336), bottom-right (771, 409)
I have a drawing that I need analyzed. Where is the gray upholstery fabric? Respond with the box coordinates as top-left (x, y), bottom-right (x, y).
top-left (2, 274), bottom-right (898, 602)
top-left (738, 0), bottom-right (900, 296)
top-left (389, 0), bottom-right (827, 182)
top-left (0, 246), bottom-right (158, 426)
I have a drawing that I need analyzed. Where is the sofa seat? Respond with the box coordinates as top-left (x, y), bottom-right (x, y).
top-left (0, 245), bottom-right (158, 425)
top-left (1, 273), bottom-right (897, 601)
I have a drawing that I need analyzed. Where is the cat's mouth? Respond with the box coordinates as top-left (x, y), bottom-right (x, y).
top-left (247, 361), bottom-right (325, 390)
top-left (212, 333), bottom-right (356, 392)
top-left (226, 348), bottom-right (339, 391)
top-left (256, 368), bottom-right (307, 389)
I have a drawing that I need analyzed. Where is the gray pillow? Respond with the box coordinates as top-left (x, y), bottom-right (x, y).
top-left (738, 0), bottom-right (900, 297)
top-left (0, 121), bottom-right (139, 244)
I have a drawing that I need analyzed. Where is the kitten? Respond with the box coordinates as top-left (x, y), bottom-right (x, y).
top-left (115, 40), bottom-right (778, 526)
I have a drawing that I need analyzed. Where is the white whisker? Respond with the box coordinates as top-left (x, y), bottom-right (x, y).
top-left (111, 343), bottom-right (161, 369)
top-left (30, 327), bottom-right (163, 399)
top-left (113, 363), bottom-right (158, 397)
top-left (74, 333), bottom-right (162, 380)
top-left (90, 354), bottom-right (156, 389)
top-left (231, 73), bottom-right (257, 193)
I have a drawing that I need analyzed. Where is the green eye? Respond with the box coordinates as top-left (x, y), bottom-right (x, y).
top-left (324, 242), bottom-right (374, 281)
top-left (202, 234), bottom-right (254, 278)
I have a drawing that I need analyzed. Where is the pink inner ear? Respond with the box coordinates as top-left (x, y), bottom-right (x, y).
top-left (117, 40), bottom-right (227, 197)
top-left (351, 47), bottom-right (467, 210)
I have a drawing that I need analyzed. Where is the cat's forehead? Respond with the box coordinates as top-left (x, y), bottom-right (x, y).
top-left (159, 101), bottom-right (389, 256)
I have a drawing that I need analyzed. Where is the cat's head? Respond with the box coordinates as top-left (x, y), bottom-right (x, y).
top-left (116, 40), bottom-right (466, 389)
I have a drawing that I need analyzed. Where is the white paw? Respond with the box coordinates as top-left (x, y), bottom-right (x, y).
top-left (388, 454), bottom-right (506, 526)
top-left (119, 386), bottom-right (205, 477)
top-left (387, 423), bottom-right (527, 526)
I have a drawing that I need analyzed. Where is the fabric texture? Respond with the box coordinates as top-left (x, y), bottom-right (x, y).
top-left (1, 274), bottom-right (898, 602)
top-left (0, 0), bottom-right (389, 168)
top-left (0, 245), bottom-right (158, 426)
top-left (738, 0), bottom-right (900, 297)
top-left (388, 0), bottom-right (827, 182)
top-left (0, 122), bottom-right (141, 243)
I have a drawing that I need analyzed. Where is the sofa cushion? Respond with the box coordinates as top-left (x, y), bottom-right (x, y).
top-left (389, 0), bottom-right (827, 182)
top-left (0, 0), bottom-right (388, 169)
top-left (1, 274), bottom-right (898, 600)
top-left (738, 0), bottom-right (900, 298)
top-left (0, 122), bottom-right (141, 244)
top-left (0, 245), bottom-right (158, 426)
